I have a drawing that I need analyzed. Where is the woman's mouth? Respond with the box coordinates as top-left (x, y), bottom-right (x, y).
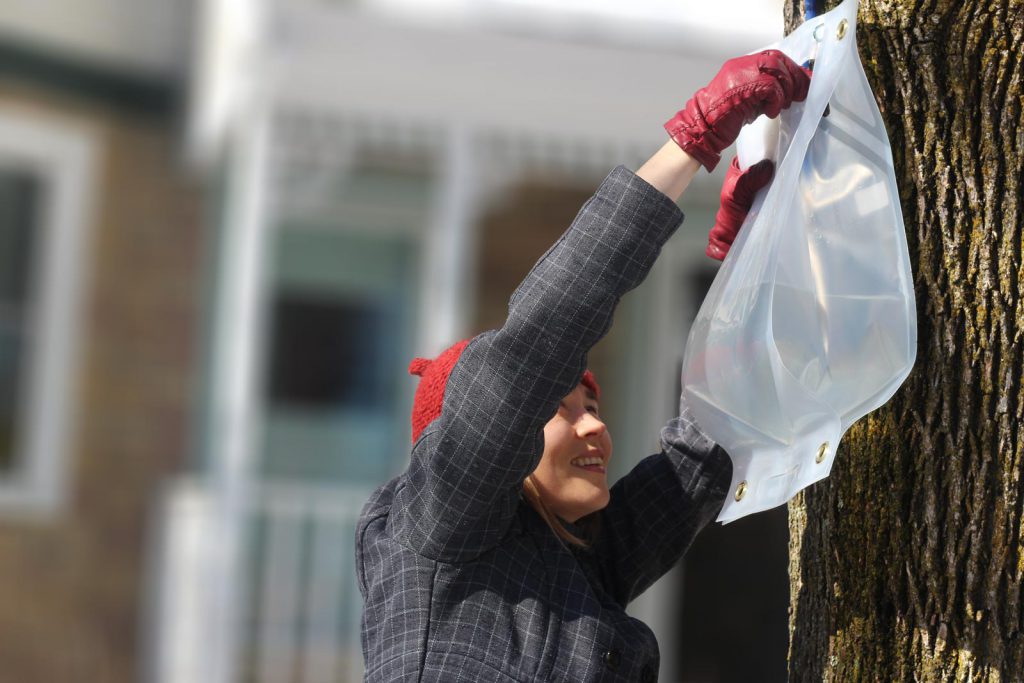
top-left (570, 455), bottom-right (606, 474)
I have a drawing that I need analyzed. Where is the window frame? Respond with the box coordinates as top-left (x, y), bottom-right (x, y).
top-left (0, 107), bottom-right (96, 519)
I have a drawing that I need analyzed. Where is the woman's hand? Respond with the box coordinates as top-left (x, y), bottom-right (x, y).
top-left (664, 50), bottom-right (810, 172)
top-left (706, 157), bottom-right (774, 260)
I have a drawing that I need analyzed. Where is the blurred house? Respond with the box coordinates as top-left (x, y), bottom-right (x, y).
top-left (0, 1), bottom-right (789, 681)
top-left (0, 2), bottom-right (200, 682)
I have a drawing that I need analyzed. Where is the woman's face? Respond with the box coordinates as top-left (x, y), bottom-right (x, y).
top-left (530, 383), bottom-right (613, 523)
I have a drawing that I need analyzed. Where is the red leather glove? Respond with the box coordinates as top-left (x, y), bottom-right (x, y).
top-left (707, 157), bottom-right (774, 260)
top-left (665, 50), bottom-right (811, 172)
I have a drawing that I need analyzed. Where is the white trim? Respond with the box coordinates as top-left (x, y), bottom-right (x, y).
top-left (0, 109), bottom-right (97, 519)
top-left (418, 127), bottom-right (481, 354)
top-left (0, 0), bottom-right (192, 77)
top-left (365, 0), bottom-right (783, 50)
top-left (189, 3), bottom-right (735, 194)
top-left (149, 479), bottom-right (213, 683)
top-left (202, 108), bottom-right (276, 683)
top-left (187, 0), bottom-right (270, 164)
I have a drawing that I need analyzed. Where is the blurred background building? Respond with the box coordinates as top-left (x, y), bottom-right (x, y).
top-left (0, 0), bottom-right (790, 681)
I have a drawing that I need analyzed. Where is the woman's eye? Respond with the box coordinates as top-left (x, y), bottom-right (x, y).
top-left (586, 405), bottom-right (599, 415)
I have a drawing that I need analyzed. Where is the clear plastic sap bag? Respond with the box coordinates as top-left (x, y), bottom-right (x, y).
top-left (682, 0), bottom-right (916, 523)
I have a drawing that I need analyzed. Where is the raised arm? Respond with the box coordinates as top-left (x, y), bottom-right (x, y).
top-left (571, 50), bottom-right (814, 600)
top-left (635, 140), bottom-right (701, 202)
top-left (390, 164), bottom-right (692, 563)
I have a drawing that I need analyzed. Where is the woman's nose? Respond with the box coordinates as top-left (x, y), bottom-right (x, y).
top-left (577, 413), bottom-right (607, 438)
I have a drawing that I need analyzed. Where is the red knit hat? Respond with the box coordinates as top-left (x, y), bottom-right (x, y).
top-left (408, 339), bottom-right (601, 443)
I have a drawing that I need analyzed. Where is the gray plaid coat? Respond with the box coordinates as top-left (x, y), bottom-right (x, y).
top-left (356, 166), bottom-right (732, 682)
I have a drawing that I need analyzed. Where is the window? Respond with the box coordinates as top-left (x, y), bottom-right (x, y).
top-left (0, 110), bottom-right (95, 517)
top-left (259, 227), bottom-right (416, 485)
top-left (0, 169), bottom-right (42, 474)
top-left (268, 293), bottom-right (394, 411)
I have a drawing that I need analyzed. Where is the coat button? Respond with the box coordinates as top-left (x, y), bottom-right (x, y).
top-left (603, 649), bottom-right (621, 671)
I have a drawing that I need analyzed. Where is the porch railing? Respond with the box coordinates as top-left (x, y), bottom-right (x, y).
top-left (152, 478), bottom-right (371, 683)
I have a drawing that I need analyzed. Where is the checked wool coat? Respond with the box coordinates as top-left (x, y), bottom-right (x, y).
top-left (356, 166), bottom-right (732, 682)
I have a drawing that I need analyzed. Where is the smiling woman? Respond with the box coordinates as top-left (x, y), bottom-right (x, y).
top-left (356, 48), bottom-right (810, 682)
top-left (529, 379), bottom-right (613, 525)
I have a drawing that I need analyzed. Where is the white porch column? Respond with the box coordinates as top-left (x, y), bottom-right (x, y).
top-left (200, 108), bottom-right (275, 683)
top-left (417, 126), bottom-right (481, 354)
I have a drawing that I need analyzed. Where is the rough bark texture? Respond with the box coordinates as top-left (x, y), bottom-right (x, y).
top-left (784, 1), bottom-right (1024, 680)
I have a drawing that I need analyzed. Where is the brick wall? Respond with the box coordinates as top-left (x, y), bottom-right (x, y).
top-left (0, 83), bottom-right (205, 683)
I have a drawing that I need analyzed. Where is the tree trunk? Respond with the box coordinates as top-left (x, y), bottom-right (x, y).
top-left (782, 1), bottom-right (1024, 680)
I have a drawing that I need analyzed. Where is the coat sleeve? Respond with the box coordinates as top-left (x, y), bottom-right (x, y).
top-left (589, 400), bottom-right (733, 607)
top-left (389, 166), bottom-right (685, 563)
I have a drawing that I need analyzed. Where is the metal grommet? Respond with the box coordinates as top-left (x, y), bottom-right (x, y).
top-left (812, 23), bottom-right (826, 42)
top-left (816, 442), bottom-right (830, 464)
top-left (735, 481), bottom-right (748, 501)
top-left (837, 19), bottom-right (849, 40)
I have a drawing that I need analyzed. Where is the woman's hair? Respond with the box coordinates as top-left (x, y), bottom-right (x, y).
top-left (522, 475), bottom-right (590, 548)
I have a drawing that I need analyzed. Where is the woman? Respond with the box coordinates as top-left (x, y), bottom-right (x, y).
top-left (357, 51), bottom-right (810, 682)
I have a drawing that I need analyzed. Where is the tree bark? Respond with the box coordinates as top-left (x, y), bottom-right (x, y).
top-left (783, 1), bottom-right (1024, 680)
